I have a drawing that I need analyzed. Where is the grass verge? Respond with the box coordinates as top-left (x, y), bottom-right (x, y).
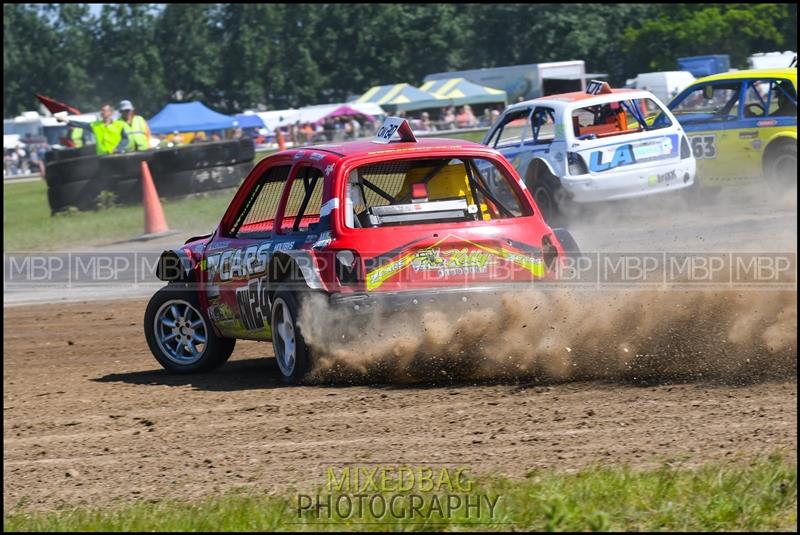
top-left (4, 455), bottom-right (796, 531)
top-left (3, 180), bottom-right (233, 251)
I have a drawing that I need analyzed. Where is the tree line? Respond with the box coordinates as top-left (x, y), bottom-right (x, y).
top-left (3, 3), bottom-right (796, 118)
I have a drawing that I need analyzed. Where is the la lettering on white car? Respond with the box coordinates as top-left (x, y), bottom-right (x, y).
top-left (482, 81), bottom-right (696, 222)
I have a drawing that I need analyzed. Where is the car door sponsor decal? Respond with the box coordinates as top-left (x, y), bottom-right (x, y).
top-left (235, 275), bottom-right (270, 332)
top-left (589, 145), bottom-right (635, 172)
top-left (647, 169), bottom-right (677, 187)
top-left (206, 243), bottom-right (271, 282)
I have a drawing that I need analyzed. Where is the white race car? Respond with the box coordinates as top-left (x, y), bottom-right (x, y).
top-left (482, 81), bottom-right (696, 222)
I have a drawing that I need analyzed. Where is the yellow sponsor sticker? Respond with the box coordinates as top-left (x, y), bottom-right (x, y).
top-left (366, 253), bottom-right (415, 291)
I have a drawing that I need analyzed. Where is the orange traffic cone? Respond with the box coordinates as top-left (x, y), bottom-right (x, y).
top-left (141, 160), bottom-right (169, 235)
top-left (276, 128), bottom-right (286, 151)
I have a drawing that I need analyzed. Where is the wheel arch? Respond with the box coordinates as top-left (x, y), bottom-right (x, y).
top-left (524, 157), bottom-right (559, 186)
top-left (156, 248), bottom-right (196, 283)
top-left (762, 132), bottom-right (797, 174)
top-left (267, 251), bottom-right (325, 298)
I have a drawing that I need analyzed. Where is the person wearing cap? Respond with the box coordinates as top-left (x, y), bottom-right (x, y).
top-left (56, 103), bottom-right (128, 155)
top-left (117, 100), bottom-right (151, 151)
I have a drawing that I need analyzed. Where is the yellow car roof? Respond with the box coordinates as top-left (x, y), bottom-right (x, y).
top-left (695, 68), bottom-right (797, 86)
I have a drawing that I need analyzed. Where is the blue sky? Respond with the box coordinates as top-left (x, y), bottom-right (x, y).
top-left (87, 3), bottom-right (166, 17)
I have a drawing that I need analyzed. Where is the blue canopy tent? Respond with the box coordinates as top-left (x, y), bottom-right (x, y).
top-left (234, 113), bottom-right (266, 129)
top-left (148, 101), bottom-right (236, 134)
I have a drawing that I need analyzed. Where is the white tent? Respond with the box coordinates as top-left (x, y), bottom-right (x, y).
top-left (254, 103), bottom-right (386, 132)
top-left (345, 102), bottom-right (386, 118)
top-left (255, 109), bottom-right (301, 132)
top-left (296, 104), bottom-right (338, 124)
top-left (4, 134), bottom-right (22, 149)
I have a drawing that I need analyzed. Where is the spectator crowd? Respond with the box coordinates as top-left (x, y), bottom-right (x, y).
top-left (4, 142), bottom-right (46, 177)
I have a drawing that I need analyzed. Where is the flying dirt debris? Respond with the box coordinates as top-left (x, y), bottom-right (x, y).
top-left (301, 287), bottom-right (797, 385)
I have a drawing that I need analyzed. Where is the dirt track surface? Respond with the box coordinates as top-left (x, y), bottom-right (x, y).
top-left (3, 299), bottom-right (797, 512)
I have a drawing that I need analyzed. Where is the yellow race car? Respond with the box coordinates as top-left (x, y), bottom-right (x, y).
top-left (665, 67), bottom-right (796, 188)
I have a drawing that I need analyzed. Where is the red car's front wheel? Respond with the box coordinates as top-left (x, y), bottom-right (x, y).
top-left (144, 285), bottom-right (235, 373)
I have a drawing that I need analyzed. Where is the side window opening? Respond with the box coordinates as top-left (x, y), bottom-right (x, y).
top-left (530, 107), bottom-right (556, 144)
top-left (229, 165), bottom-right (291, 238)
top-left (488, 108), bottom-right (531, 148)
top-left (745, 79), bottom-right (797, 118)
top-left (279, 166), bottom-right (325, 234)
top-left (772, 80), bottom-right (798, 117)
top-left (669, 82), bottom-right (742, 123)
top-left (344, 157), bottom-right (528, 229)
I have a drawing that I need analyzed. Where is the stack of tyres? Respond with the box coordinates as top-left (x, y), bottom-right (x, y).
top-left (149, 139), bottom-right (255, 197)
top-left (44, 139), bottom-right (255, 214)
top-left (43, 145), bottom-right (95, 164)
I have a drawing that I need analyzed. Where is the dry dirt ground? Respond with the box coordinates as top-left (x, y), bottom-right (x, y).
top-left (3, 298), bottom-right (796, 512)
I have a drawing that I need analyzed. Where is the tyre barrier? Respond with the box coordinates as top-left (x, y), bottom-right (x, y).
top-left (44, 145), bottom-right (95, 164)
top-left (44, 140), bottom-right (255, 214)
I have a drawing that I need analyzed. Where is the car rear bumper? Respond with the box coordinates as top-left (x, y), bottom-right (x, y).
top-left (562, 160), bottom-right (696, 203)
top-left (329, 284), bottom-right (540, 315)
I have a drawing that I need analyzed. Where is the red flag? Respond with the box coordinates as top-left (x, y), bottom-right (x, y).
top-left (36, 94), bottom-right (81, 115)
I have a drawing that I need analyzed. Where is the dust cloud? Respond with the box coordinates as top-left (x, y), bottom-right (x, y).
top-left (299, 180), bottom-right (796, 385)
top-left (298, 287), bottom-right (796, 384)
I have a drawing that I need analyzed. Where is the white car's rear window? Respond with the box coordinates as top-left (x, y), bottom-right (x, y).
top-left (572, 98), bottom-right (672, 140)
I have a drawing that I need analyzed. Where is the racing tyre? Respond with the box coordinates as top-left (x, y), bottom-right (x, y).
top-left (270, 285), bottom-right (313, 385)
top-left (48, 177), bottom-right (110, 213)
top-left (552, 228), bottom-right (581, 255)
top-left (112, 177), bottom-right (145, 205)
top-left (44, 146), bottom-right (95, 164)
top-left (44, 155), bottom-right (100, 187)
top-left (528, 167), bottom-right (568, 225)
top-left (144, 285), bottom-right (235, 373)
top-left (764, 142), bottom-right (797, 190)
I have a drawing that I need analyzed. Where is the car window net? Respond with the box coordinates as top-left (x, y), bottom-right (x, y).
top-left (232, 165), bottom-right (291, 236)
top-left (347, 158), bottom-right (526, 228)
top-left (281, 166), bottom-right (324, 232)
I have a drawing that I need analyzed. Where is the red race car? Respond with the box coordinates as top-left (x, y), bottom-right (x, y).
top-left (145, 118), bottom-right (579, 384)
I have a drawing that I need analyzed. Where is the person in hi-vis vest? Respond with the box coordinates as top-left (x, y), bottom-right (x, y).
top-left (69, 126), bottom-right (89, 148)
top-left (117, 100), bottom-right (151, 151)
top-left (57, 103), bottom-right (128, 155)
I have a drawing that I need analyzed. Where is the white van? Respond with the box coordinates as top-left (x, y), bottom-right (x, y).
top-left (626, 71), bottom-right (696, 104)
top-left (747, 51), bottom-right (797, 70)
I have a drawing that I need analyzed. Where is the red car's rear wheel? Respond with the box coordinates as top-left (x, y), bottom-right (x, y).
top-left (144, 285), bottom-right (235, 373)
top-left (270, 286), bottom-right (313, 385)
